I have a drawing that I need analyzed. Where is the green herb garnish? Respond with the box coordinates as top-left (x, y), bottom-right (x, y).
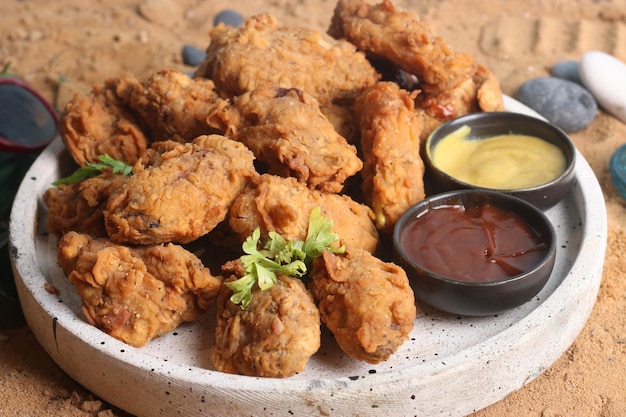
top-left (52, 154), bottom-right (133, 185)
top-left (226, 207), bottom-right (345, 308)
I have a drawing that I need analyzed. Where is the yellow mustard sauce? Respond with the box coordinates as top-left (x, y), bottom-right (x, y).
top-left (430, 125), bottom-right (566, 189)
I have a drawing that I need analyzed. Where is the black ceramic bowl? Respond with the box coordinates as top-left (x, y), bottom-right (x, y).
top-left (393, 190), bottom-right (557, 316)
top-left (425, 112), bottom-right (577, 210)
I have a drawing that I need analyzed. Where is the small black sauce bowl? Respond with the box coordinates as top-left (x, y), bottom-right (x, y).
top-left (393, 190), bottom-right (557, 316)
top-left (425, 112), bottom-right (577, 210)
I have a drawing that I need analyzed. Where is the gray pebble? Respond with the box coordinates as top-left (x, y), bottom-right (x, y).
top-left (213, 10), bottom-right (244, 27)
top-left (182, 45), bottom-right (206, 66)
top-left (514, 77), bottom-right (597, 132)
top-left (550, 60), bottom-right (582, 85)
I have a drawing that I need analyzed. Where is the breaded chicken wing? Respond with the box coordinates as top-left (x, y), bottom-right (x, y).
top-left (105, 134), bottom-right (257, 245)
top-left (43, 170), bottom-right (129, 238)
top-left (234, 87), bottom-right (362, 193)
top-left (354, 82), bottom-right (426, 233)
top-left (329, 0), bottom-right (475, 92)
top-left (59, 81), bottom-right (149, 166)
top-left (228, 174), bottom-right (379, 253)
top-left (329, 0), bottom-right (504, 119)
top-left (195, 13), bottom-right (379, 107)
top-left (211, 261), bottom-right (320, 378)
top-left (309, 247), bottom-right (417, 363)
top-left (113, 69), bottom-right (240, 142)
top-left (57, 231), bottom-right (223, 347)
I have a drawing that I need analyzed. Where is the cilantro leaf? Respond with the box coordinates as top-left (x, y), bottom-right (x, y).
top-left (224, 207), bottom-right (342, 309)
top-left (52, 154), bottom-right (132, 185)
top-left (302, 206), bottom-right (345, 260)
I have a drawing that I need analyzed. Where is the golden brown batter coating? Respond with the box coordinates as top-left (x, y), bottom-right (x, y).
top-left (234, 87), bottom-right (362, 193)
top-left (195, 13), bottom-right (379, 107)
top-left (309, 247), bottom-right (417, 364)
top-left (113, 69), bottom-right (240, 142)
top-left (228, 174), bottom-right (379, 254)
top-left (57, 231), bottom-right (223, 347)
top-left (354, 81), bottom-right (426, 233)
top-left (211, 262), bottom-right (320, 378)
top-left (59, 81), bottom-right (149, 167)
top-left (43, 170), bottom-right (129, 238)
top-left (105, 134), bottom-right (257, 245)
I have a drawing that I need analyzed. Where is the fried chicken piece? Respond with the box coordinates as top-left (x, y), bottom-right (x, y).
top-left (234, 87), bottom-right (362, 193)
top-left (43, 170), bottom-right (129, 238)
top-left (309, 247), bottom-right (417, 363)
top-left (415, 63), bottom-right (504, 119)
top-left (329, 0), bottom-right (475, 92)
top-left (113, 69), bottom-right (240, 142)
top-left (228, 174), bottom-right (379, 253)
top-left (329, 0), bottom-right (504, 120)
top-left (354, 82), bottom-right (426, 233)
top-left (59, 81), bottom-right (149, 166)
top-left (105, 134), bottom-right (257, 245)
top-left (473, 64), bottom-right (506, 112)
top-left (195, 13), bottom-right (379, 107)
top-left (57, 231), bottom-right (223, 347)
top-left (211, 261), bottom-right (320, 378)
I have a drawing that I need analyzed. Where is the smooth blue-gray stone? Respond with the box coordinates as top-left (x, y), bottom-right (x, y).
top-left (550, 60), bottom-right (582, 85)
top-left (182, 45), bottom-right (206, 66)
top-left (610, 143), bottom-right (626, 200)
top-left (514, 77), bottom-right (597, 132)
top-left (213, 10), bottom-right (244, 27)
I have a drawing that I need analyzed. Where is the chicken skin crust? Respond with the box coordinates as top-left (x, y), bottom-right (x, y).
top-left (105, 134), bottom-right (257, 245)
top-left (59, 80), bottom-right (149, 167)
top-left (194, 13), bottom-right (379, 107)
top-left (228, 174), bottom-right (379, 254)
top-left (354, 82), bottom-right (426, 233)
top-left (212, 265), bottom-right (321, 378)
top-left (113, 69), bottom-right (240, 143)
top-left (57, 231), bottom-right (223, 347)
top-left (44, 170), bottom-right (129, 238)
top-left (309, 247), bottom-right (417, 364)
top-left (234, 87), bottom-right (363, 193)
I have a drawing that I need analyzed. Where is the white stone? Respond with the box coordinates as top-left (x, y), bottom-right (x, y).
top-left (579, 50), bottom-right (626, 123)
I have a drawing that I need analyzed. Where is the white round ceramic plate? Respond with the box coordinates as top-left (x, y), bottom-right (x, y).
top-left (10, 97), bottom-right (607, 417)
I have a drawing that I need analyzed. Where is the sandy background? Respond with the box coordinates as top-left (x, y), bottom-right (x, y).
top-left (1, 0), bottom-right (625, 416)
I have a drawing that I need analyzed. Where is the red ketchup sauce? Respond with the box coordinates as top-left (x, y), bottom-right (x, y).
top-left (400, 203), bottom-right (547, 282)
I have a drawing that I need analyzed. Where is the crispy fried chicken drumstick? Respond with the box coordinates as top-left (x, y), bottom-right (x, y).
top-left (228, 174), bottom-right (379, 253)
top-left (195, 13), bottom-right (379, 107)
top-left (60, 80), bottom-right (149, 167)
top-left (57, 231), bottom-right (223, 347)
top-left (105, 135), bottom-right (257, 245)
top-left (211, 261), bottom-right (321, 378)
top-left (329, 0), bottom-right (504, 119)
top-left (234, 87), bottom-right (362, 193)
top-left (354, 81), bottom-right (426, 233)
top-left (310, 247), bottom-right (417, 363)
top-left (113, 69), bottom-right (239, 143)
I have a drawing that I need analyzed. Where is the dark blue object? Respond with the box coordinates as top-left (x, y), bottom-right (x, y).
top-left (610, 143), bottom-right (626, 200)
top-left (515, 77), bottom-right (597, 133)
top-left (213, 9), bottom-right (244, 27)
top-left (550, 60), bottom-right (583, 85)
top-left (0, 77), bottom-right (58, 152)
top-left (181, 45), bottom-right (206, 66)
